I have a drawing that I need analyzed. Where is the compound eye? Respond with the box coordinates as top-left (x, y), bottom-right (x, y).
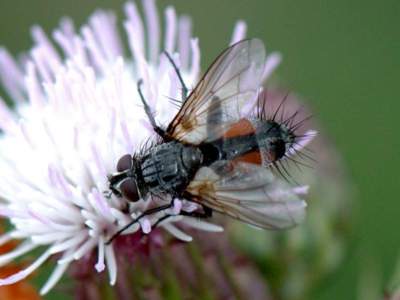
top-left (120, 179), bottom-right (140, 202)
top-left (117, 154), bottom-right (133, 172)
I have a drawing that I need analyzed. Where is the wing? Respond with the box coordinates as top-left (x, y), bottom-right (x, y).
top-left (166, 39), bottom-right (265, 144)
top-left (185, 161), bottom-right (307, 229)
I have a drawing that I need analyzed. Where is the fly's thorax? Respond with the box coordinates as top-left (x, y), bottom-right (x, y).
top-left (140, 142), bottom-right (203, 196)
top-left (181, 145), bottom-right (203, 171)
top-left (251, 119), bottom-right (295, 164)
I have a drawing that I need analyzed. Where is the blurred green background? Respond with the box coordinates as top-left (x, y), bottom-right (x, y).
top-left (0, 0), bottom-right (398, 299)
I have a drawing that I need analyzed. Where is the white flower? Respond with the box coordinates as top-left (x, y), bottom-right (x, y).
top-left (0, 0), bottom-right (284, 295)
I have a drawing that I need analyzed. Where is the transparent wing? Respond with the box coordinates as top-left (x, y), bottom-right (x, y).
top-left (166, 39), bottom-right (265, 144)
top-left (185, 161), bottom-right (307, 229)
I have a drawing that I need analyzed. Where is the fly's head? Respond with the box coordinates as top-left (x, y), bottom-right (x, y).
top-left (107, 154), bottom-right (141, 202)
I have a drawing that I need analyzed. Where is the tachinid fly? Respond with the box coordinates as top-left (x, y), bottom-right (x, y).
top-left (106, 39), bottom-right (312, 243)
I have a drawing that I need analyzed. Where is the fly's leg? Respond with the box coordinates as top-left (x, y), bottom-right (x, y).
top-left (162, 51), bottom-right (188, 102)
top-left (137, 79), bottom-right (168, 140)
top-left (150, 214), bottom-right (172, 229)
top-left (152, 205), bottom-right (213, 229)
top-left (106, 202), bottom-right (173, 244)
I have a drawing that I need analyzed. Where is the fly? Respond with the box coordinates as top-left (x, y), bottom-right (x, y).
top-left (106, 39), bottom-right (310, 244)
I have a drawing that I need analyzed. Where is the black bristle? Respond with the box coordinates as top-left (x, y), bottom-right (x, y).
top-left (255, 91), bottom-right (316, 182)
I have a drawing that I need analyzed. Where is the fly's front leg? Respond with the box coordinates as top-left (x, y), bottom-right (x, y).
top-left (137, 79), bottom-right (168, 140)
top-left (106, 201), bottom-right (174, 244)
top-left (162, 51), bottom-right (189, 102)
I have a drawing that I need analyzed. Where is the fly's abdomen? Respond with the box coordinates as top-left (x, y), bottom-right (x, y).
top-left (218, 119), bottom-right (262, 165)
top-left (140, 142), bottom-right (203, 197)
top-left (214, 118), bottom-right (295, 166)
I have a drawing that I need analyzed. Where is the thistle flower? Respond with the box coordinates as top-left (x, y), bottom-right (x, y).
top-left (0, 0), bottom-right (285, 295)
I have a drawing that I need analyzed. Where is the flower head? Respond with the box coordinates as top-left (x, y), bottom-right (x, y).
top-left (0, 0), bottom-right (285, 295)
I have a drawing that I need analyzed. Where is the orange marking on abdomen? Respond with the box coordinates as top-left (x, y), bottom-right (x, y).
top-left (224, 119), bottom-right (262, 165)
top-left (232, 150), bottom-right (262, 165)
top-left (224, 118), bottom-right (256, 138)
